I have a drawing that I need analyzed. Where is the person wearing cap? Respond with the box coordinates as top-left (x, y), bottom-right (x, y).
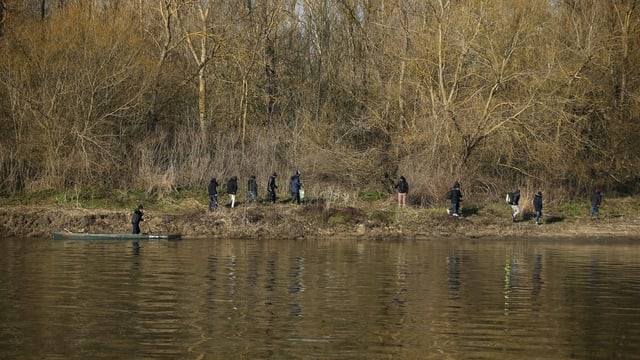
top-left (131, 204), bottom-right (144, 234)
top-left (590, 188), bottom-right (602, 219)
top-left (267, 172), bottom-right (278, 203)
top-left (533, 192), bottom-right (543, 225)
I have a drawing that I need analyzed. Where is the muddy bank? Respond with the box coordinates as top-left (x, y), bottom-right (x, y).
top-left (2, 203), bottom-right (640, 240)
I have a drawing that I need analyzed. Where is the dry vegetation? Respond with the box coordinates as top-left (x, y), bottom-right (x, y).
top-left (0, 0), bottom-right (640, 204)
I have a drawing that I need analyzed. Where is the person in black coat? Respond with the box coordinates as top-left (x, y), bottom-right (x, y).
top-left (267, 172), bottom-right (278, 203)
top-left (533, 192), bottom-right (543, 225)
top-left (208, 178), bottom-right (219, 211)
top-left (227, 176), bottom-right (238, 208)
top-left (289, 171), bottom-right (302, 204)
top-left (131, 204), bottom-right (144, 234)
top-left (395, 176), bottom-right (409, 208)
top-left (447, 181), bottom-right (463, 217)
top-left (247, 176), bottom-right (258, 204)
top-left (590, 188), bottom-right (602, 219)
top-left (509, 189), bottom-right (521, 222)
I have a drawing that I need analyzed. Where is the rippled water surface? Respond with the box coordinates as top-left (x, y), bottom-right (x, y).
top-left (1, 236), bottom-right (640, 359)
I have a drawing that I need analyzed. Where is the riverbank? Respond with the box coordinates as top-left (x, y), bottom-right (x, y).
top-left (2, 195), bottom-right (640, 239)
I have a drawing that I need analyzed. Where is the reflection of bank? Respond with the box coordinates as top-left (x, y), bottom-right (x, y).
top-left (447, 255), bottom-right (461, 299)
top-left (288, 256), bottom-right (305, 317)
top-left (532, 253), bottom-right (543, 298)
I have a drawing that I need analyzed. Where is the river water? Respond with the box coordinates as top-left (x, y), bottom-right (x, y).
top-left (1, 236), bottom-right (640, 359)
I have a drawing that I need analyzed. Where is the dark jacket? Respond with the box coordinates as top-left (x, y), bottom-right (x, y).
top-left (591, 191), bottom-right (602, 207)
top-left (248, 176), bottom-right (258, 193)
top-left (268, 175), bottom-right (277, 193)
top-left (208, 179), bottom-right (218, 195)
top-left (448, 182), bottom-right (463, 203)
top-left (131, 207), bottom-right (144, 224)
top-left (290, 174), bottom-right (301, 193)
top-left (227, 177), bottom-right (238, 195)
top-left (533, 193), bottom-right (543, 211)
top-left (511, 189), bottom-right (521, 205)
top-left (395, 177), bottom-right (409, 194)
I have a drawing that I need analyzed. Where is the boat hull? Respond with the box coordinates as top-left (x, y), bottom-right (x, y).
top-left (52, 231), bottom-right (181, 241)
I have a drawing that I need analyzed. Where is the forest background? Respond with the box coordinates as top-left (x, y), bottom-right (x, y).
top-left (0, 0), bottom-right (639, 207)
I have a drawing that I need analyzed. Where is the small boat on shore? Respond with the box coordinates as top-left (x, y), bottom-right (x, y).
top-left (52, 230), bottom-right (181, 241)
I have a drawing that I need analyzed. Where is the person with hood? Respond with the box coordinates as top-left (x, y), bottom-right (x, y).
top-left (247, 176), bottom-right (258, 204)
top-left (533, 191), bottom-right (543, 225)
top-left (289, 171), bottom-right (302, 204)
top-left (447, 181), bottom-right (463, 217)
top-left (208, 178), bottom-right (219, 211)
top-left (395, 176), bottom-right (409, 208)
top-left (227, 176), bottom-right (238, 208)
top-left (508, 188), bottom-right (521, 222)
top-left (590, 188), bottom-right (602, 219)
top-left (131, 204), bottom-right (144, 234)
top-left (267, 172), bottom-right (278, 203)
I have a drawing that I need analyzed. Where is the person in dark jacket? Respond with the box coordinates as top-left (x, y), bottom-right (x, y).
top-left (227, 176), bottom-right (238, 208)
top-left (267, 172), bottom-right (278, 203)
top-left (533, 191), bottom-right (543, 225)
top-left (247, 176), bottom-right (258, 204)
top-left (395, 176), bottom-right (409, 208)
top-left (509, 188), bottom-right (521, 222)
top-left (208, 178), bottom-right (219, 211)
top-left (131, 204), bottom-right (144, 234)
top-left (447, 181), bottom-right (463, 217)
top-left (289, 171), bottom-right (302, 204)
top-left (590, 188), bottom-right (602, 219)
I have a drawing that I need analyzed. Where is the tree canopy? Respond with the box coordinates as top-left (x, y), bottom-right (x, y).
top-left (1, 0), bottom-right (639, 202)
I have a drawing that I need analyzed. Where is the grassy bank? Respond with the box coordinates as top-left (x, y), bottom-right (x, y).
top-left (1, 189), bottom-right (640, 239)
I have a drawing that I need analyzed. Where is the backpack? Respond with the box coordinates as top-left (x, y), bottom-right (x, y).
top-left (446, 189), bottom-right (453, 200)
top-left (506, 192), bottom-right (514, 205)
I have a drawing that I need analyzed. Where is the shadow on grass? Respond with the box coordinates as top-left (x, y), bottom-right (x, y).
top-left (545, 215), bottom-right (565, 224)
top-left (461, 206), bottom-right (479, 217)
top-left (522, 211), bottom-right (564, 224)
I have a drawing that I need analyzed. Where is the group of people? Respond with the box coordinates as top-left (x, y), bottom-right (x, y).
top-left (506, 188), bottom-right (544, 225)
top-left (396, 176), bottom-right (602, 225)
top-left (207, 171), bottom-right (303, 211)
top-left (131, 173), bottom-right (604, 233)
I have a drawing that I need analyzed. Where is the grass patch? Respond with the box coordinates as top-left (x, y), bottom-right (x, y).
top-left (359, 189), bottom-right (384, 201)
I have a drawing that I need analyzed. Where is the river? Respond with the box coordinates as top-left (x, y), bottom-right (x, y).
top-left (1, 236), bottom-right (639, 359)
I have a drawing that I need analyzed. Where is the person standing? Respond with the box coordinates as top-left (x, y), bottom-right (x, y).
top-left (590, 188), bottom-right (602, 219)
top-left (227, 176), bottom-right (238, 208)
top-left (289, 171), bottom-right (302, 204)
top-left (247, 176), bottom-right (258, 204)
top-left (533, 191), bottom-right (543, 225)
top-left (208, 178), bottom-right (219, 211)
top-left (131, 204), bottom-right (144, 234)
top-left (267, 172), bottom-right (278, 203)
top-left (508, 188), bottom-right (521, 222)
top-left (395, 176), bottom-right (409, 208)
top-left (447, 181), bottom-right (463, 217)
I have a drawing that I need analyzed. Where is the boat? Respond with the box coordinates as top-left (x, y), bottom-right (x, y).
top-left (52, 230), bottom-right (181, 241)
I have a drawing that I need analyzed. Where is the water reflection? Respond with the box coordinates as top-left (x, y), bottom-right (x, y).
top-left (1, 237), bottom-right (640, 359)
